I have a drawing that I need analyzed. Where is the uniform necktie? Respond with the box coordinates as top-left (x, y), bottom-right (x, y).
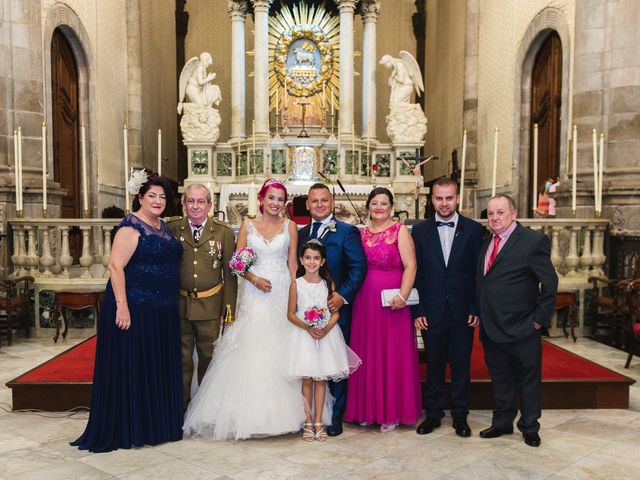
top-left (310, 221), bottom-right (321, 240)
top-left (193, 224), bottom-right (203, 242)
top-left (436, 221), bottom-right (455, 228)
top-left (486, 235), bottom-right (501, 272)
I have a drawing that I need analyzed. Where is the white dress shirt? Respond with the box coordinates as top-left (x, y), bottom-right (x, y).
top-left (435, 212), bottom-right (458, 266)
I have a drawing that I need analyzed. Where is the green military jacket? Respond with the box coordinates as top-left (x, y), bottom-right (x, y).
top-left (168, 217), bottom-right (238, 321)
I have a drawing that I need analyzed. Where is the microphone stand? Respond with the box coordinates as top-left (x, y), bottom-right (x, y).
top-left (337, 179), bottom-right (365, 224)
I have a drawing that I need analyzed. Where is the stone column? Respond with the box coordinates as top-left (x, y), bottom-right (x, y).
top-left (252, 0), bottom-right (273, 136)
top-left (361, 1), bottom-right (380, 140)
top-left (228, 1), bottom-right (248, 140)
top-left (337, 0), bottom-right (358, 137)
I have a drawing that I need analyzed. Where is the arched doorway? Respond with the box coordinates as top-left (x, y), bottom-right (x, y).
top-left (530, 31), bottom-right (562, 215)
top-left (51, 28), bottom-right (80, 220)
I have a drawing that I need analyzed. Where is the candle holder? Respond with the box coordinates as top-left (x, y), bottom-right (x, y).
top-left (320, 107), bottom-right (328, 134)
top-left (42, 208), bottom-right (48, 218)
top-left (282, 110), bottom-right (290, 134)
top-left (328, 112), bottom-right (336, 140)
top-left (595, 211), bottom-right (602, 219)
top-left (572, 209), bottom-right (576, 218)
top-left (274, 112), bottom-right (282, 140)
top-left (83, 209), bottom-right (90, 219)
top-left (16, 210), bottom-right (24, 219)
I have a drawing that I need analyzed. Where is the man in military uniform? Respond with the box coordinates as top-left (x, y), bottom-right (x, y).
top-left (168, 184), bottom-right (237, 409)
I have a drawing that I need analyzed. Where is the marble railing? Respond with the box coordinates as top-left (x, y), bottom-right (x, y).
top-left (7, 217), bottom-right (609, 286)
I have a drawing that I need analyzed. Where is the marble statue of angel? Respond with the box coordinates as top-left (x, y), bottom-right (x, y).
top-left (380, 51), bottom-right (424, 108)
top-left (177, 52), bottom-right (221, 114)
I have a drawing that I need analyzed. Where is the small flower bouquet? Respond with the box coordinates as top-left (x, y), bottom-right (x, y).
top-left (229, 247), bottom-right (257, 276)
top-left (303, 305), bottom-right (328, 350)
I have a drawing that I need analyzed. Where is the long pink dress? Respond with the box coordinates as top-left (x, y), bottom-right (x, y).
top-left (344, 223), bottom-right (422, 425)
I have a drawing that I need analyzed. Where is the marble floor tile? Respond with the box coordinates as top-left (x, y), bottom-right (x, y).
top-left (555, 454), bottom-right (640, 480)
top-left (119, 459), bottom-right (223, 480)
top-left (0, 445), bottom-right (75, 477)
top-left (78, 447), bottom-right (176, 476)
top-left (437, 457), bottom-right (554, 480)
top-left (10, 460), bottom-right (116, 480)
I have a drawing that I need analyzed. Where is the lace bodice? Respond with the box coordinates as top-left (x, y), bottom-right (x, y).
top-left (246, 219), bottom-right (290, 275)
top-left (296, 277), bottom-right (329, 318)
top-left (360, 222), bottom-right (403, 271)
top-left (106, 214), bottom-right (182, 306)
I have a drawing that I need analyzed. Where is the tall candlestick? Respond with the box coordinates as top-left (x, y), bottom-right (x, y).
top-left (284, 78), bottom-right (288, 108)
top-left (157, 129), bottom-right (162, 175)
top-left (532, 123), bottom-right (538, 212)
top-left (592, 128), bottom-right (598, 214)
top-left (248, 182), bottom-right (258, 217)
top-left (252, 119), bottom-right (256, 163)
top-left (17, 127), bottom-right (23, 213)
top-left (81, 122), bottom-right (89, 215)
top-left (330, 86), bottom-right (335, 115)
top-left (598, 132), bottom-right (604, 213)
top-left (13, 130), bottom-right (21, 213)
top-left (124, 124), bottom-right (129, 211)
top-left (275, 85), bottom-right (279, 113)
top-left (366, 122), bottom-right (371, 156)
top-left (322, 83), bottom-right (326, 110)
top-left (572, 125), bottom-right (577, 212)
top-left (491, 127), bottom-right (499, 197)
top-left (459, 129), bottom-right (467, 210)
top-left (337, 131), bottom-right (341, 168)
top-left (351, 121), bottom-right (355, 174)
top-left (42, 123), bottom-right (47, 213)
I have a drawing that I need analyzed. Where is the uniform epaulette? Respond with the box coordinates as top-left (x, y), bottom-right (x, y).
top-left (211, 218), bottom-right (232, 229)
top-left (165, 216), bottom-right (184, 225)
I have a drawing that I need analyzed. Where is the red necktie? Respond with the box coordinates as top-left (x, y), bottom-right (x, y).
top-left (486, 235), bottom-right (501, 273)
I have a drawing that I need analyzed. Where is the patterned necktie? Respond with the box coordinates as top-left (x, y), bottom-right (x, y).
top-left (193, 224), bottom-right (203, 242)
top-left (310, 221), bottom-right (322, 240)
top-left (486, 235), bottom-right (501, 273)
top-left (436, 221), bottom-right (455, 228)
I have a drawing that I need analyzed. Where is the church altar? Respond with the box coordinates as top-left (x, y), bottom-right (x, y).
top-left (177, 1), bottom-right (429, 224)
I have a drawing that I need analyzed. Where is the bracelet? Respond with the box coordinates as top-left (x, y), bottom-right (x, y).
top-left (115, 300), bottom-right (127, 303)
top-left (397, 294), bottom-right (406, 303)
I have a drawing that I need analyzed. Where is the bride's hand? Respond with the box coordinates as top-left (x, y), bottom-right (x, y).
top-left (253, 276), bottom-right (272, 293)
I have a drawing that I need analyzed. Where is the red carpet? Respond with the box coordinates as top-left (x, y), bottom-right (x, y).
top-left (12, 332), bottom-right (623, 385)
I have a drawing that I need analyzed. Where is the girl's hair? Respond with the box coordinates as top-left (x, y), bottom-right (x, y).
top-left (258, 178), bottom-right (288, 214)
top-left (297, 240), bottom-right (335, 297)
top-left (365, 186), bottom-right (394, 209)
top-left (132, 174), bottom-right (173, 214)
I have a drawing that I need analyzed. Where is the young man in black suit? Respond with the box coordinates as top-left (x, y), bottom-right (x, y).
top-left (412, 177), bottom-right (484, 437)
top-left (476, 195), bottom-right (558, 447)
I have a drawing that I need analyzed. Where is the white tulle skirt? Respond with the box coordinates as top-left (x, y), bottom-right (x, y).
top-left (183, 272), bottom-right (306, 440)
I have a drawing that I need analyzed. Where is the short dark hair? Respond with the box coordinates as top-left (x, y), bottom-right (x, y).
top-left (308, 183), bottom-right (331, 194)
top-left (489, 194), bottom-right (517, 211)
top-left (132, 174), bottom-right (173, 214)
top-left (432, 177), bottom-right (458, 194)
top-left (365, 187), bottom-right (394, 209)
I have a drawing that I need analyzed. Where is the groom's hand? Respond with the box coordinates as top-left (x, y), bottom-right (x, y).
top-left (328, 292), bottom-right (345, 312)
top-left (414, 316), bottom-right (428, 330)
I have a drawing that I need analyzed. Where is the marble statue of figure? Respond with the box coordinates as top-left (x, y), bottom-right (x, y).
top-left (289, 146), bottom-right (318, 182)
top-left (177, 52), bottom-right (222, 143)
top-left (380, 51), bottom-right (428, 143)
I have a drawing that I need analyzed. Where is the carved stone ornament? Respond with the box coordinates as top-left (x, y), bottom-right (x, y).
top-left (386, 104), bottom-right (428, 143)
top-left (227, 0), bottom-right (248, 17)
top-left (180, 104), bottom-right (222, 143)
top-left (336, 0), bottom-right (359, 12)
top-left (361, 1), bottom-right (381, 21)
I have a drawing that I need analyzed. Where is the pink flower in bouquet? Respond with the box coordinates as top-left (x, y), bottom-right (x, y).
top-left (229, 247), bottom-right (257, 276)
top-left (235, 260), bottom-right (245, 271)
top-left (302, 305), bottom-right (328, 350)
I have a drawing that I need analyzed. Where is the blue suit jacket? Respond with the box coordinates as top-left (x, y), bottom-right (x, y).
top-left (298, 218), bottom-right (367, 327)
top-left (411, 215), bottom-right (484, 327)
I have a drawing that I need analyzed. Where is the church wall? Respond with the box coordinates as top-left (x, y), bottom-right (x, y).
top-left (423, 0), bottom-right (466, 182)
top-left (474, 0), bottom-right (576, 208)
top-left (140, 0), bottom-right (178, 181)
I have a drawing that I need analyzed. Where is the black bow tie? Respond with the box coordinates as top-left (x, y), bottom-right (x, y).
top-left (436, 221), bottom-right (455, 228)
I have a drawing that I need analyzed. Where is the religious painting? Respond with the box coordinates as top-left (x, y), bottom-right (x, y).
top-left (269, 2), bottom-right (339, 127)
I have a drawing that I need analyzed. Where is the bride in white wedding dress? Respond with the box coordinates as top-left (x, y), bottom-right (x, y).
top-left (183, 179), bottom-right (306, 440)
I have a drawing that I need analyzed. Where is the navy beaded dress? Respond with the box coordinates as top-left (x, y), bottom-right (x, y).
top-left (71, 214), bottom-right (183, 452)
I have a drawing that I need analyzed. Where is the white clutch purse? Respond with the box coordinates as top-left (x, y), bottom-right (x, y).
top-left (380, 288), bottom-right (420, 307)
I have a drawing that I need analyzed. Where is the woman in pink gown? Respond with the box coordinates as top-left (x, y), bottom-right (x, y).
top-left (345, 187), bottom-right (422, 432)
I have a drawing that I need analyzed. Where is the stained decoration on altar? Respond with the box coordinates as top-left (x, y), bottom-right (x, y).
top-left (269, 2), bottom-right (340, 128)
top-left (177, 52), bottom-right (222, 143)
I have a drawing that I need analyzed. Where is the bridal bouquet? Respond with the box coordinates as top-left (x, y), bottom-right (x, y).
top-left (229, 247), bottom-right (257, 276)
top-left (303, 305), bottom-right (328, 350)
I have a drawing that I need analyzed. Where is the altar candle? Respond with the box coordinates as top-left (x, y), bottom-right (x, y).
top-left (13, 130), bottom-right (20, 212)
top-left (17, 127), bottom-right (23, 212)
top-left (592, 129), bottom-right (598, 213)
top-left (459, 129), bottom-right (467, 210)
top-left (532, 123), bottom-right (539, 212)
top-left (322, 83), bottom-right (326, 110)
top-left (598, 132), bottom-right (604, 213)
top-left (366, 122), bottom-right (371, 156)
top-left (81, 122), bottom-right (88, 213)
top-left (248, 182), bottom-right (258, 217)
top-left (42, 122), bottom-right (47, 212)
top-left (124, 124), bottom-right (130, 210)
top-left (157, 129), bottom-right (162, 175)
top-left (330, 87), bottom-right (335, 115)
top-left (572, 125), bottom-right (577, 212)
top-left (491, 127), bottom-right (498, 197)
top-left (252, 120), bottom-right (256, 156)
top-left (351, 121), bottom-right (355, 172)
top-left (337, 131), bottom-right (341, 165)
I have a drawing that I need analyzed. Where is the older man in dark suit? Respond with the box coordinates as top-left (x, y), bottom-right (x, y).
top-left (476, 195), bottom-right (558, 447)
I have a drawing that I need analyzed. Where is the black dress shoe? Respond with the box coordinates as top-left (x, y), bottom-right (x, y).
top-left (452, 419), bottom-right (471, 437)
top-left (479, 425), bottom-right (514, 438)
top-left (416, 417), bottom-right (441, 435)
top-left (326, 422), bottom-right (343, 437)
top-left (523, 432), bottom-right (541, 447)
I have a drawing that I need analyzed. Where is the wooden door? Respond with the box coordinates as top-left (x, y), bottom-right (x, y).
top-left (51, 28), bottom-right (81, 258)
top-left (530, 32), bottom-right (562, 214)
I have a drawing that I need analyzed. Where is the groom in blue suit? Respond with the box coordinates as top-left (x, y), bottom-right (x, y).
top-left (298, 183), bottom-right (367, 436)
top-left (412, 177), bottom-right (484, 437)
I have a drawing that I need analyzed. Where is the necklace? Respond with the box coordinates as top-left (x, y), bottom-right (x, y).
top-left (136, 211), bottom-right (161, 230)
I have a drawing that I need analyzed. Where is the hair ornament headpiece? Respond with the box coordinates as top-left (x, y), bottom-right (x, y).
top-left (263, 178), bottom-right (285, 189)
top-left (127, 168), bottom-right (149, 195)
top-left (304, 239), bottom-right (323, 247)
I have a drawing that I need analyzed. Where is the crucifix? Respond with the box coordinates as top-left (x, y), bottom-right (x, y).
top-left (296, 97), bottom-right (311, 138)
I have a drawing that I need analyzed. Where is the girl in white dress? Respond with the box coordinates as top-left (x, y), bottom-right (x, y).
top-left (183, 179), bottom-right (305, 440)
top-left (287, 240), bottom-right (361, 441)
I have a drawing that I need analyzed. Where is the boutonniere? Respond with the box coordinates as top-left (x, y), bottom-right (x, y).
top-left (327, 220), bottom-right (337, 233)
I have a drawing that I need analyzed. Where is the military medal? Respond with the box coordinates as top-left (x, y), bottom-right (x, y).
top-left (179, 235), bottom-right (184, 242)
top-left (208, 240), bottom-right (215, 256)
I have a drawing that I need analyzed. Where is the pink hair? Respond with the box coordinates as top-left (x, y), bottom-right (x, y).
top-left (257, 178), bottom-right (288, 214)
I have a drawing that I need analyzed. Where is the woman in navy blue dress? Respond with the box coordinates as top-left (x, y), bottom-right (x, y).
top-left (72, 172), bottom-right (183, 452)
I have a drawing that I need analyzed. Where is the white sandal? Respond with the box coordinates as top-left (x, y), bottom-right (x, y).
top-left (380, 423), bottom-right (399, 433)
top-left (314, 422), bottom-right (327, 442)
top-left (302, 422), bottom-right (315, 442)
